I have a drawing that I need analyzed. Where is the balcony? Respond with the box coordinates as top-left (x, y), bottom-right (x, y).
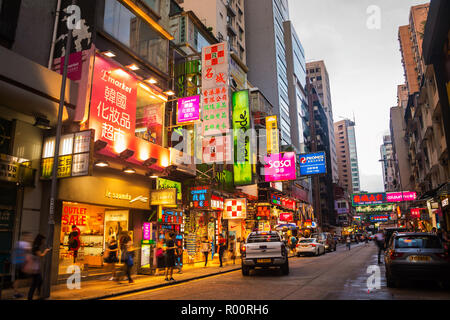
top-left (226, 0), bottom-right (237, 17)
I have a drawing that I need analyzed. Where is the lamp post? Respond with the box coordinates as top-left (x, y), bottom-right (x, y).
top-left (41, 0), bottom-right (77, 299)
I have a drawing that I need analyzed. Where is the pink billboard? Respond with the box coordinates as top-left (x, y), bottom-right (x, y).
top-left (264, 152), bottom-right (296, 182)
top-left (386, 192), bottom-right (417, 202)
top-left (177, 95), bottom-right (200, 123)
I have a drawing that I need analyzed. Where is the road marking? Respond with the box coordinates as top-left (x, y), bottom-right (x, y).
top-left (104, 269), bottom-right (241, 300)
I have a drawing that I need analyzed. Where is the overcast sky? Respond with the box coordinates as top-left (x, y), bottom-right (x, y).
top-left (287, 0), bottom-right (428, 192)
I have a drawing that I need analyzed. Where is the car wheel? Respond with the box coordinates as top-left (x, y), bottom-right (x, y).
top-left (281, 259), bottom-right (289, 275)
top-left (242, 266), bottom-right (250, 276)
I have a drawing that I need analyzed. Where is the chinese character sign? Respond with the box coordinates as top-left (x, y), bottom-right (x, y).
top-left (201, 43), bottom-right (230, 136)
top-left (264, 152), bottom-right (296, 182)
top-left (352, 193), bottom-right (386, 206)
top-left (265, 116), bottom-right (279, 155)
top-left (177, 95), bottom-right (200, 123)
top-left (89, 54), bottom-right (137, 153)
top-left (189, 186), bottom-right (212, 209)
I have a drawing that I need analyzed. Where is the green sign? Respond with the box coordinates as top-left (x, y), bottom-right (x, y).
top-left (157, 178), bottom-right (182, 200)
top-left (215, 169), bottom-right (234, 192)
top-left (232, 90), bottom-right (252, 186)
top-left (355, 204), bottom-right (395, 213)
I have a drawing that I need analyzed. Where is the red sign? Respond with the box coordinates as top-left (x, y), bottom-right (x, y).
top-left (352, 193), bottom-right (386, 206)
top-left (60, 51), bottom-right (83, 81)
top-left (62, 205), bottom-right (88, 226)
top-left (280, 212), bottom-right (293, 222)
top-left (257, 206), bottom-right (270, 218)
top-left (89, 54), bottom-right (137, 155)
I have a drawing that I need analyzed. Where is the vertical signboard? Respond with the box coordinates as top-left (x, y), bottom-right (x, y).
top-left (265, 116), bottom-right (279, 155)
top-left (89, 54), bottom-right (137, 154)
top-left (177, 95), bottom-right (200, 124)
top-left (232, 90), bottom-right (252, 186)
top-left (201, 42), bottom-right (230, 136)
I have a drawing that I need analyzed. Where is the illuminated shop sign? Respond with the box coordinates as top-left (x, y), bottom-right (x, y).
top-left (223, 198), bottom-right (247, 219)
top-left (279, 212), bottom-right (293, 222)
top-left (410, 208), bottom-right (426, 218)
top-left (157, 178), bottom-right (182, 201)
top-left (40, 130), bottom-right (93, 179)
top-left (189, 186), bottom-right (212, 209)
top-left (352, 193), bottom-right (386, 206)
top-left (177, 95), bottom-right (200, 124)
top-left (368, 215), bottom-right (390, 222)
top-left (355, 204), bottom-right (395, 213)
top-left (264, 152), bottom-right (296, 182)
top-left (256, 206), bottom-right (271, 219)
top-left (298, 152), bottom-right (326, 176)
top-left (211, 195), bottom-right (224, 210)
top-left (143, 222), bottom-right (152, 241)
top-left (161, 209), bottom-right (183, 224)
top-left (150, 189), bottom-right (177, 206)
top-left (232, 90), bottom-right (252, 186)
top-left (386, 191), bottom-right (417, 202)
top-left (271, 194), bottom-right (296, 211)
top-left (265, 116), bottom-right (279, 155)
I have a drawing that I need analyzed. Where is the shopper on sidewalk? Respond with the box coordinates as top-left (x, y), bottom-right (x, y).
top-left (228, 236), bottom-right (236, 265)
top-left (175, 241), bottom-right (183, 274)
top-left (117, 234), bottom-right (135, 284)
top-left (11, 231), bottom-right (32, 299)
top-left (164, 232), bottom-right (177, 281)
top-left (104, 236), bottom-right (119, 280)
top-left (201, 236), bottom-right (211, 267)
top-left (218, 234), bottom-right (227, 267)
top-left (24, 234), bottom-right (51, 300)
top-left (155, 240), bottom-right (166, 276)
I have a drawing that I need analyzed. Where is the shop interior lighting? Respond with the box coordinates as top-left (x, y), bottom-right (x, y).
top-left (94, 160), bottom-right (109, 168)
top-left (126, 64), bottom-right (140, 71)
top-left (122, 167), bottom-right (136, 174)
top-left (33, 116), bottom-right (52, 130)
top-left (118, 149), bottom-right (134, 160)
top-left (145, 78), bottom-right (158, 84)
top-left (102, 51), bottom-right (116, 58)
top-left (143, 157), bottom-right (158, 167)
top-left (94, 140), bottom-right (108, 152)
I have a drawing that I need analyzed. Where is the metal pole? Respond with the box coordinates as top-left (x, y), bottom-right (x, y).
top-left (41, 0), bottom-right (76, 298)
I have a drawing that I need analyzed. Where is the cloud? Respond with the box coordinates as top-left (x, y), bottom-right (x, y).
top-left (359, 174), bottom-right (385, 192)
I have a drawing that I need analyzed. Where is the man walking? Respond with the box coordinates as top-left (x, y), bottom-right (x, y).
top-left (346, 236), bottom-right (351, 250)
top-left (375, 231), bottom-right (385, 264)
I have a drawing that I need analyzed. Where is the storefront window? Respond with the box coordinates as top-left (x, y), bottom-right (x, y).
top-left (103, 0), bottom-right (168, 73)
top-left (135, 85), bottom-right (166, 146)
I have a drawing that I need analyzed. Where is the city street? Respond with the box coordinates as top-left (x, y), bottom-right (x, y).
top-left (105, 243), bottom-right (450, 300)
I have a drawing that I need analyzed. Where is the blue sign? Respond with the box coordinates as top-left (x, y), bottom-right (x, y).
top-left (298, 152), bottom-right (327, 176)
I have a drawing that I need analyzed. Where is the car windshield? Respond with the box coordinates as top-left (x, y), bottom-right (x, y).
top-left (299, 239), bottom-right (315, 243)
top-left (247, 234), bottom-right (281, 243)
top-left (394, 236), bottom-right (442, 249)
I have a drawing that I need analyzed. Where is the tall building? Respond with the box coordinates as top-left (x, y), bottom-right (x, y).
top-left (245, 0), bottom-right (292, 146)
top-left (334, 119), bottom-right (361, 195)
top-left (380, 135), bottom-right (398, 192)
top-left (306, 61), bottom-right (338, 184)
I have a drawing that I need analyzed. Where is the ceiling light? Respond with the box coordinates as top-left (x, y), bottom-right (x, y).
top-left (103, 51), bottom-right (116, 58)
top-left (126, 64), bottom-right (140, 71)
top-left (122, 167), bottom-right (136, 174)
top-left (164, 90), bottom-right (175, 96)
top-left (94, 160), bottom-right (109, 168)
top-left (146, 78), bottom-right (157, 84)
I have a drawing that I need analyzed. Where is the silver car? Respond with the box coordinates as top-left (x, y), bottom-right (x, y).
top-left (384, 232), bottom-right (450, 288)
top-left (296, 238), bottom-right (325, 257)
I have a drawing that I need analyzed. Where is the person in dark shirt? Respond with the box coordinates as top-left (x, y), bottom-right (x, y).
top-left (164, 232), bottom-right (176, 281)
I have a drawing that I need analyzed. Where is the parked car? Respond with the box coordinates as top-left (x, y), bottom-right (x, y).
top-left (241, 231), bottom-right (289, 276)
top-left (296, 238), bottom-right (325, 256)
top-left (383, 227), bottom-right (408, 248)
top-left (384, 232), bottom-right (450, 288)
top-left (312, 232), bottom-right (337, 252)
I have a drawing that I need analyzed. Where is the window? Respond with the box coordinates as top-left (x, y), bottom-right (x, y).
top-left (103, 0), bottom-right (168, 73)
top-left (142, 0), bottom-right (160, 14)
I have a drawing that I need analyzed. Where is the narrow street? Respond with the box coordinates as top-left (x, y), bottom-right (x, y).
top-left (106, 243), bottom-right (450, 300)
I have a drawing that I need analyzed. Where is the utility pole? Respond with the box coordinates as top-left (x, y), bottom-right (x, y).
top-left (42, 0), bottom-right (76, 299)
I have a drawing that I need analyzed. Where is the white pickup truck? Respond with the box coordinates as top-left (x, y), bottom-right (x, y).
top-left (241, 231), bottom-right (289, 276)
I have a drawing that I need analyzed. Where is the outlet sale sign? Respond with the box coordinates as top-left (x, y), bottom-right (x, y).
top-left (298, 152), bottom-right (327, 176)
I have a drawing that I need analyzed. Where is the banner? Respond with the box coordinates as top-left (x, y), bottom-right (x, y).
top-left (265, 116), bottom-right (279, 155)
top-left (232, 90), bottom-right (252, 186)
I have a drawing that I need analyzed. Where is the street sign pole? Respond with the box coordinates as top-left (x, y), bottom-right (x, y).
top-left (41, 0), bottom-right (76, 299)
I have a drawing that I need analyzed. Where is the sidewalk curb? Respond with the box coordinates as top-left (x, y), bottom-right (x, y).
top-left (82, 266), bottom-right (242, 300)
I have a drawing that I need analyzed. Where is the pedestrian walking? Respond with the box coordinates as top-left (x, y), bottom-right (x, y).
top-left (228, 236), bottom-right (236, 265)
top-left (155, 240), bottom-right (166, 275)
top-left (103, 236), bottom-right (119, 280)
top-left (117, 234), bottom-right (135, 284)
top-left (24, 234), bottom-right (51, 300)
top-left (11, 231), bottom-right (32, 299)
top-left (346, 236), bottom-right (351, 250)
top-left (290, 235), bottom-right (298, 254)
top-left (68, 225), bottom-right (80, 264)
top-left (201, 236), bottom-right (211, 267)
top-left (175, 241), bottom-right (183, 274)
top-left (374, 231), bottom-right (385, 264)
top-left (218, 234), bottom-right (227, 267)
top-left (364, 234), bottom-right (369, 246)
top-left (164, 232), bottom-right (177, 281)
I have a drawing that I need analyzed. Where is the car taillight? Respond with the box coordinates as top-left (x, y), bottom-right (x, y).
top-left (389, 250), bottom-right (404, 260)
top-left (311, 244), bottom-right (316, 247)
top-left (296, 244), bottom-right (300, 247)
top-left (241, 246), bottom-right (246, 252)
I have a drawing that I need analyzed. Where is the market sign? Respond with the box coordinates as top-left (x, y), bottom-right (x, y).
top-left (201, 42), bottom-right (230, 135)
top-left (157, 178), bottom-right (182, 201)
top-left (89, 54), bottom-right (137, 155)
top-left (265, 116), bottom-right (279, 155)
top-left (298, 152), bottom-right (326, 176)
top-left (233, 90), bottom-right (252, 186)
top-left (177, 95), bottom-right (200, 124)
top-left (264, 152), bottom-right (296, 182)
top-left (211, 195), bottom-right (224, 210)
top-left (150, 189), bottom-right (177, 206)
top-left (386, 191), bottom-right (417, 202)
top-left (256, 206), bottom-right (270, 219)
top-left (40, 130), bottom-right (93, 179)
top-left (189, 186), bottom-right (212, 209)
top-left (368, 215), bottom-right (390, 222)
top-left (271, 194), bottom-right (296, 211)
top-left (352, 193), bottom-right (386, 206)
top-left (223, 198), bottom-right (247, 219)
top-left (355, 204), bottom-right (395, 213)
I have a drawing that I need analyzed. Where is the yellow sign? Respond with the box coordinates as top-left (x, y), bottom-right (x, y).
top-left (266, 116), bottom-right (279, 155)
top-left (41, 155), bottom-right (72, 178)
top-left (150, 188), bottom-right (177, 206)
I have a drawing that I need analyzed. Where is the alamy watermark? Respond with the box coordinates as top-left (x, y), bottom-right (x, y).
top-left (366, 5), bottom-right (381, 30)
top-left (366, 265), bottom-right (381, 292)
top-left (66, 265), bottom-right (81, 290)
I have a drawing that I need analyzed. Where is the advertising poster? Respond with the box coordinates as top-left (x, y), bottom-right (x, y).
top-left (298, 152), bottom-right (327, 176)
top-left (232, 90), bottom-right (252, 186)
top-left (264, 152), bottom-right (296, 182)
top-left (177, 95), bottom-right (200, 123)
top-left (104, 210), bottom-right (129, 243)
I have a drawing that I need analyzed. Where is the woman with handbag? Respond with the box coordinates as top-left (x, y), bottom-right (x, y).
top-left (24, 234), bottom-right (51, 300)
top-left (104, 236), bottom-right (119, 280)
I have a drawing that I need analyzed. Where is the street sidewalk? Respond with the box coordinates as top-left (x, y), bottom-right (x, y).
top-left (3, 259), bottom-right (241, 300)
